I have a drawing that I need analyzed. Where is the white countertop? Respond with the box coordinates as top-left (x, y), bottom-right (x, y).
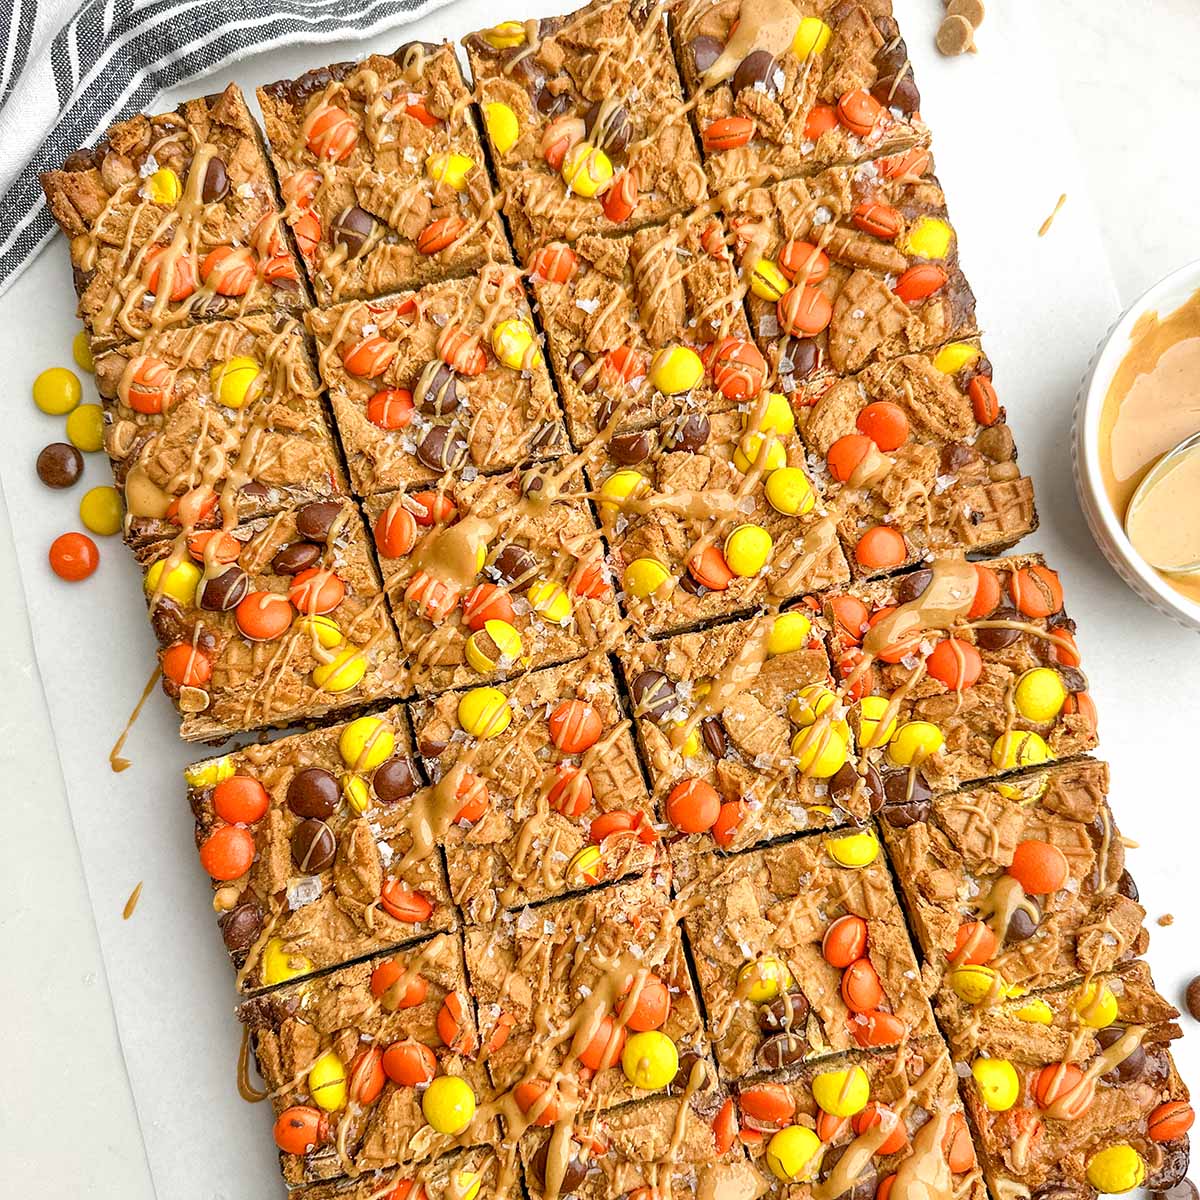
top-left (3, 2), bottom-right (1200, 1196)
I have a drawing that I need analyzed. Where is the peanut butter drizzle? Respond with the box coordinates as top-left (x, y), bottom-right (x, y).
top-left (109, 666), bottom-right (162, 772)
top-left (237, 1024), bottom-right (269, 1102)
top-left (1038, 193), bottom-right (1067, 237)
top-left (701, 0), bottom-right (801, 86)
top-left (122, 880), bottom-right (144, 919)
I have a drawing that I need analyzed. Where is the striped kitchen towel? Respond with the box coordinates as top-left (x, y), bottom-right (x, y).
top-left (0, 0), bottom-right (453, 298)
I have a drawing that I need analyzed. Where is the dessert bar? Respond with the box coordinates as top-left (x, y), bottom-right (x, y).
top-left (258, 42), bottom-right (510, 305)
top-left (137, 497), bottom-right (404, 739)
top-left (409, 654), bottom-right (657, 922)
top-left (92, 313), bottom-right (346, 547)
top-left (673, 0), bottom-right (929, 190)
top-left (41, 85), bottom-right (306, 349)
top-left (290, 1147), bottom-right (502, 1200)
top-left (309, 263), bottom-right (565, 495)
top-left (185, 704), bottom-right (453, 994)
top-left (363, 468), bottom-right (619, 694)
top-left (879, 759), bottom-right (1147, 999)
top-left (239, 933), bottom-right (493, 1185)
top-left (464, 0), bottom-right (707, 261)
top-left (676, 834), bottom-right (937, 1079)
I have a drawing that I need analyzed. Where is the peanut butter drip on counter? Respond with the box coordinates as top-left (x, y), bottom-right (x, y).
top-left (109, 667), bottom-right (162, 772)
top-left (1038, 193), bottom-right (1067, 237)
top-left (122, 880), bottom-right (144, 919)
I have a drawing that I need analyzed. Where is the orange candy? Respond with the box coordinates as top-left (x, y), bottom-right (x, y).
top-left (603, 171), bottom-right (638, 223)
top-left (841, 957), bottom-right (884, 1012)
top-left (437, 992), bottom-right (473, 1051)
top-left (579, 1015), bottom-right (626, 1071)
top-left (703, 116), bottom-right (755, 151)
top-left (852, 202), bottom-right (902, 240)
top-left (878, 146), bottom-right (931, 180)
top-left (291, 211), bottom-right (321, 257)
top-left (970, 375), bottom-right (1001, 426)
top-left (830, 595), bottom-right (870, 643)
top-left (894, 264), bottom-right (948, 304)
top-left (602, 345), bottom-right (647, 387)
top-left (877, 1177), bottom-right (895, 1200)
top-left (817, 1110), bottom-right (850, 1142)
top-left (342, 335), bottom-right (396, 378)
top-left (262, 253), bottom-right (299, 285)
top-left (409, 491), bottom-right (456, 526)
top-left (382, 1038), bottom-right (437, 1086)
top-left (968, 564), bottom-right (1002, 619)
top-left (144, 246), bottom-right (197, 301)
top-left (1052, 629), bottom-right (1082, 668)
top-left (306, 105), bottom-right (358, 161)
top-left (856, 401), bottom-right (909, 451)
top-left (162, 642), bottom-right (212, 687)
top-left (952, 921), bottom-right (997, 966)
top-left (778, 240), bottom-right (830, 284)
top-left (1149, 1100), bottom-right (1196, 1142)
top-left (665, 778), bottom-right (721, 834)
top-left (853, 1103), bottom-right (908, 1155)
top-left (619, 972), bottom-right (670, 1032)
top-left (235, 591), bottom-right (293, 641)
top-left (713, 1098), bottom-right (739, 1154)
top-left (1032, 1062), bottom-right (1093, 1118)
top-left (201, 246), bottom-right (256, 296)
top-left (855, 526), bottom-right (907, 571)
top-left (166, 486), bottom-right (218, 527)
top-left (515, 1079), bottom-right (560, 1126)
top-left (374, 504), bottom-right (418, 559)
top-left (1010, 565), bottom-right (1063, 618)
top-left (926, 638), bottom-right (983, 690)
top-left (590, 809), bottom-right (653, 845)
top-left (453, 773), bottom-right (489, 825)
top-left (548, 699), bottom-right (603, 753)
top-left (710, 337), bottom-right (767, 400)
top-left (212, 775), bottom-right (269, 825)
top-left (739, 1083), bottom-right (796, 1127)
top-left (777, 285), bottom-right (832, 337)
top-left (1064, 691), bottom-right (1097, 732)
top-left (827, 434), bottom-right (874, 483)
top-left (405, 95), bottom-right (440, 127)
top-left (462, 583), bottom-right (515, 631)
top-left (187, 530), bottom-right (241, 564)
top-left (289, 568), bottom-right (345, 615)
top-left (49, 532), bottom-right (99, 581)
top-left (405, 571), bottom-right (460, 623)
top-left (485, 1012), bottom-right (517, 1056)
top-left (367, 388), bottom-right (414, 430)
top-left (274, 1106), bottom-right (326, 1155)
top-left (438, 325), bottom-right (488, 375)
top-left (837, 89), bottom-right (883, 136)
top-left (712, 799), bottom-right (746, 848)
top-left (370, 959), bottom-right (428, 1008)
top-left (837, 648), bottom-right (875, 702)
top-left (547, 764), bottom-right (592, 817)
top-left (943, 1112), bottom-right (976, 1171)
top-left (804, 103), bottom-right (838, 141)
top-left (348, 1046), bottom-right (386, 1105)
top-left (529, 244), bottom-right (579, 284)
top-left (417, 216), bottom-right (468, 255)
top-left (199, 824), bottom-right (254, 880)
top-left (126, 356), bottom-right (174, 414)
top-left (689, 545), bottom-right (733, 591)
top-left (1008, 839), bottom-right (1068, 895)
top-left (380, 882), bottom-right (434, 923)
top-left (821, 914), bottom-right (868, 968)
top-left (849, 1010), bottom-right (906, 1049)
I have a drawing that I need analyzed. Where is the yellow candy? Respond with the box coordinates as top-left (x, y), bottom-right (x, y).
top-left (342, 772), bottom-right (371, 815)
top-left (1074, 981), bottom-right (1119, 1028)
top-left (672, 719), bottom-right (702, 758)
top-left (66, 403), bottom-right (105, 452)
top-left (1014, 997), bottom-right (1054, 1025)
top-left (482, 20), bottom-right (526, 47)
top-left (561, 141), bottom-right (613, 197)
top-left (971, 1058), bottom-right (1019, 1111)
top-left (825, 829), bottom-right (879, 868)
top-left (145, 167), bottom-right (182, 205)
top-left (622, 1030), bottom-right (679, 1090)
top-left (598, 468), bottom-right (648, 509)
top-left (185, 754), bottom-right (235, 788)
top-left (649, 345), bottom-right (704, 395)
top-left (312, 646), bottom-right (367, 692)
top-left (949, 965), bottom-right (1004, 1005)
top-left (33, 366), bottom-right (82, 415)
top-left (144, 556), bottom-right (202, 606)
top-left (788, 683), bottom-right (837, 726)
top-left (295, 614), bottom-right (343, 649)
top-left (491, 317), bottom-right (542, 369)
top-left (261, 937), bottom-right (313, 986)
top-left (747, 392), bottom-right (796, 437)
top-left (308, 1049), bottom-right (347, 1112)
top-left (72, 330), bottom-right (94, 373)
top-left (484, 101), bottom-right (520, 153)
top-left (458, 686), bottom-right (511, 737)
top-left (724, 523), bottom-right (773, 576)
top-left (765, 467), bottom-right (814, 515)
top-left (901, 216), bottom-right (954, 260)
top-left (1085, 1145), bottom-right (1145, 1194)
top-left (426, 151), bottom-right (476, 191)
top-left (768, 611), bottom-right (811, 656)
top-left (733, 431), bottom-right (786, 474)
top-left (750, 258), bottom-right (789, 302)
top-left (792, 16), bottom-right (832, 58)
top-left (465, 619), bottom-right (525, 672)
top-left (991, 730), bottom-right (1053, 771)
top-left (422, 1076), bottom-right (476, 1135)
top-left (792, 724), bottom-right (849, 778)
top-left (1014, 668), bottom-right (1068, 723)
top-left (567, 844), bottom-right (604, 884)
top-left (997, 773), bottom-right (1050, 802)
top-left (79, 486), bottom-right (123, 536)
top-left (624, 557), bottom-right (671, 599)
top-left (339, 715), bottom-right (395, 771)
top-left (527, 580), bottom-right (572, 625)
top-left (738, 957), bottom-right (794, 1003)
top-left (812, 1065), bottom-right (869, 1117)
top-left (887, 720), bottom-right (944, 767)
top-left (455, 1170), bottom-right (483, 1200)
top-left (932, 341), bottom-right (980, 374)
top-left (210, 356), bottom-right (263, 409)
top-left (853, 694), bottom-right (897, 749)
top-left (475, 540), bottom-right (489, 574)
top-left (767, 1126), bottom-right (823, 1183)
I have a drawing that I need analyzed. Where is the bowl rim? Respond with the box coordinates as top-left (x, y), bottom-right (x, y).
top-left (1075, 255), bottom-right (1200, 626)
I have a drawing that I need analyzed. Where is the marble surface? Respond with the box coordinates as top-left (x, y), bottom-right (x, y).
top-left (2, 1), bottom-right (1198, 1196)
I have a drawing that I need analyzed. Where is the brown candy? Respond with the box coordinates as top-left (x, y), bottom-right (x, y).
top-left (1187, 976), bottom-right (1200, 1022)
top-left (895, 568), bottom-right (933, 605)
top-left (530, 1138), bottom-right (587, 1192)
top-left (201, 155), bottom-right (229, 203)
top-left (535, 84), bottom-right (571, 120)
top-left (1097, 1025), bottom-right (1146, 1082)
top-left (701, 716), bottom-right (727, 759)
top-left (630, 669), bottom-right (674, 722)
top-left (567, 350), bottom-right (597, 393)
top-left (36, 442), bottom-right (84, 488)
top-left (493, 544), bottom-right (538, 590)
top-left (196, 566), bottom-right (250, 612)
top-left (272, 541), bottom-right (322, 576)
top-left (331, 205), bottom-right (375, 258)
top-left (416, 360), bottom-right (460, 416)
top-left (287, 767), bottom-right (340, 819)
top-left (295, 500), bottom-right (343, 543)
top-left (416, 425), bottom-right (468, 472)
top-left (663, 412), bottom-right (709, 453)
top-left (687, 35), bottom-right (723, 77)
top-left (1005, 900), bottom-right (1040, 942)
top-left (583, 99), bottom-right (632, 156)
top-left (609, 430), bottom-right (654, 465)
top-left (757, 1031), bottom-right (807, 1070)
top-left (778, 336), bottom-right (820, 380)
top-left (220, 901), bottom-right (263, 953)
top-left (374, 756), bottom-right (419, 804)
top-left (830, 762), bottom-right (884, 813)
top-left (757, 990), bottom-right (810, 1033)
top-left (975, 606), bottom-right (1022, 650)
top-left (291, 818), bottom-right (336, 873)
top-left (732, 51), bottom-right (781, 100)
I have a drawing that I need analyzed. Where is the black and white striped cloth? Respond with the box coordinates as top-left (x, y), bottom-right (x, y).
top-left (0, 0), bottom-right (452, 297)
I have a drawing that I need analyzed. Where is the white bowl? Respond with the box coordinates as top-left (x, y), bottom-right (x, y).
top-left (1072, 258), bottom-right (1200, 633)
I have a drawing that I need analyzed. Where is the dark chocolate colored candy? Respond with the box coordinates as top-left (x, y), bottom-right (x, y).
top-left (583, 100), bottom-right (631, 155)
top-left (663, 412), bottom-right (709, 452)
top-left (701, 716), bottom-right (727, 759)
top-left (272, 541), bottom-right (322, 576)
top-left (1005, 900), bottom-right (1040, 942)
top-left (291, 819), bottom-right (336, 873)
top-left (777, 335), bottom-right (820, 379)
top-left (36, 442), bottom-right (83, 488)
top-left (758, 1031), bottom-right (807, 1070)
top-left (630, 669), bottom-right (674, 722)
top-left (1148, 1144), bottom-right (1192, 1193)
top-left (568, 350), bottom-right (597, 393)
top-left (732, 50), bottom-right (781, 100)
top-left (975, 606), bottom-right (1021, 650)
top-left (895, 568), bottom-right (933, 605)
top-left (830, 762), bottom-right (884, 813)
top-left (201, 156), bottom-right (229, 203)
top-left (219, 901), bottom-right (263, 953)
top-left (1097, 1025), bottom-right (1146, 1082)
top-left (331, 205), bottom-right (376, 258)
top-left (872, 71), bottom-right (920, 114)
top-left (688, 35), bottom-right (724, 77)
top-left (758, 990), bottom-right (809, 1033)
top-left (416, 361), bottom-right (460, 416)
top-left (535, 84), bottom-right (571, 119)
top-left (295, 500), bottom-right (343, 543)
top-left (529, 1138), bottom-right (587, 1192)
top-left (494, 544), bottom-right (538, 590)
top-left (374, 755), bottom-right (419, 803)
top-left (609, 430), bottom-right (654, 464)
top-left (287, 767), bottom-right (340, 819)
top-left (196, 566), bottom-right (249, 612)
top-left (416, 425), bottom-right (469, 472)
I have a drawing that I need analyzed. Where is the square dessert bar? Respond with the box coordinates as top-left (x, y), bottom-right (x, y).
top-left (136, 497), bottom-right (404, 740)
top-left (239, 933), bottom-right (493, 1185)
top-left (529, 216), bottom-right (752, 445)
top-left (620, 612), bottom-right (881, 857)
top-left (409, 654), bottom-right (657, 922)
top-left (674, 0), bottom-right (929, 191)
top-left (592, 403), bottom-right (848, 637)
top-left (462, 872), bottom-right (707, 1118)
top-left (820, 553), bottom-right (1099, 798)
top-left (796, 346), bottom-right (1037, 578)
top-left (186, 704), bottom-right (454, 994)
top-left (93, 313), bottom-right (346, 547)
top-left (731, 1042), bottom-right (987, 1200)
top-left (725, 157), bottom-right (978, 385)
top-left (363, 468), bottom-right (619, 695)
top-left (42, 85), bottom-right (306, 350)
top-left (258, 42), bottom-right (510, 305)
top-left (945, 961), bottom-right (1192, 1200)
top-left (676, 834), bottom-right (937, 1080)
top-left (290, 1147), bottom-right (502, 1200)
top-left (309, 263), bottom-right (565, 495)
top-left (879, 759), bottom-right (1148, 999)
top-left (464, 0), bottom-right (707, 261)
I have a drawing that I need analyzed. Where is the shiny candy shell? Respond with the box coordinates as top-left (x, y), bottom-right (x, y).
top-left (426, 151), bottom-right (475, 191)
top-left (750, 258), bottom-right (790, 302)
top-left (825, 829), bottom-right (879, 867)
top-left (723, 524), bottom-right (773, 576)
top-left (812, 1065), bottom-right (869, 1117)
top-left (733, 432), bottom-right (786, 474)
top-left (261, 936), bottom-right (313, 986)
top-left (621, 1030), bottom-right (678, 1090)
top-left (66, 403), bottom-right (105, 452)
top-left (738, 956), bottom-right (793, 1003)
top-left (527, 580), bottom-right (572, 624)
top-left (649, 345), bottom-right (703, 395)
top-left (767, 611), bottom-right (811, 655)
top-left (766, 1125), bottom-right (822, 1183)
top-left (80, 486), bottom-right (123, 536)
top-left (887, 721), bottom-right (944, 767)
top-left (465, 620), bottom-right (524, 673)
top-left (561, 141), bottom-right (613, 197)
top-left (991, 730), bottom-right (1053, 771)
top-left (624, 557), bottom-right (671, 599)
top-left (311, 646), bottom-right (367, 692)
top-left (765, 466), bottom-right (814, 515)
top-left (491, 317), bottom-right (542, 370)
top-left (144, 557), bottom-right (202, 606)
top-left (971, 1058), bottom-right (1019, 1110)
top-left (901, 216), bottom-right (954, 259)
top-left (210, 356), bottom-right (263, 409)
top-left (339, 716), bottom-right (395, 771)
top-left (308, 1050), bottom-right (348, 1112)
top-left (933, 342), bottom-right (981, 373)
top-left (1085, 1145), bottom-right (1145, 1193)
top-left (33, 366), bottom-right (82, 415)
top-left (484, 101), bottom-right (520, 153)
top-left (144, 167), bottom-right (182, 205)
top-left (458, 686), bottom-right (511, 737)
top-left (792, 16), bottom-right (832, 57)
top-left (421, 1076), bottom-right (476, 1135)
top-left (1014, 668), bottom-right (1068, 722)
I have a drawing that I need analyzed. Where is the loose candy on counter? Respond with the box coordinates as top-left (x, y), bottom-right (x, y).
top-left (48, 531), bottom-right (99, 581)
